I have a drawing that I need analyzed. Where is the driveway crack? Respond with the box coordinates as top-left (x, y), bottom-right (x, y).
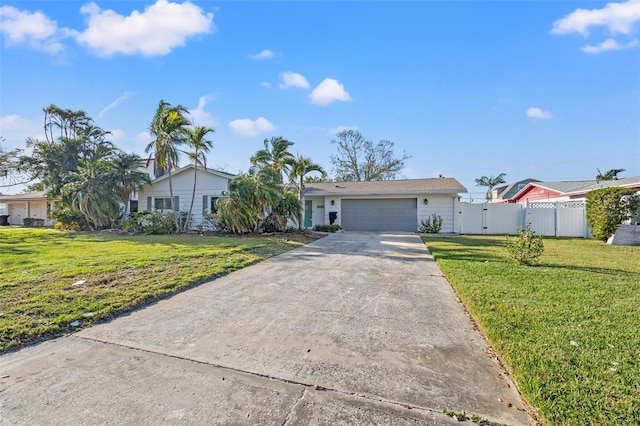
top-left (281, 388), bottom-right (306, 426)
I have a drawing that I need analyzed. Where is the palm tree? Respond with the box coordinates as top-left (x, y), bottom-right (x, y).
top-left (145, 100), bottom-right (190, 230)
top-left (183, 125), bottom-right (214, 231)
top-left (217, 169), bottom-right (280, 233)
top-left (250, 136), bottom-right (295, 184)
top-left (596, 168), bottom-right (625, 181)
top-left (284, 155), bottom-right (326, 229)
top-left (61, 160), bottom-right (121, 229)
top-left (109, 152), bottom-right (151, 223)
top-left (475, 173), bottom-right (506, 202)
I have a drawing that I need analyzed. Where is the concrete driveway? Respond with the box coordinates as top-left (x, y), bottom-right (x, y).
top-left (1, 232), bottom-right (534, 425)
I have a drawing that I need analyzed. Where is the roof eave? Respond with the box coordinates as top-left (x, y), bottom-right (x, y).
top-left (304, 189), bottom-right (466, 197)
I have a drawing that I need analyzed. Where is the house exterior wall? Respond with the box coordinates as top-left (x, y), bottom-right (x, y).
top-left (311, 194), bottom-right (460, 233)
top-left (4, 200), bottom-right (52, 226)
top-left (137, 169), bottom-right (230, 229)
top-left (418, 194), bottom-right (459, 233)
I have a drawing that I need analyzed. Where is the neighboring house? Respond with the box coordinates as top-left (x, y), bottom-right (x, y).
top-left (302, 178), bottom-right (467, 232)
top-left (0, 191), bottom-right (53, 226)
top-left (492, 178), bottom-right (541, 203)
top-left (511, 176), bottom-right (640, 203)
top-left (136, 164), bottom-right (235, 228)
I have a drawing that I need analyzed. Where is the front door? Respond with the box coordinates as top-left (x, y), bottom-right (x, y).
top-left (304, 200), bottom-right (313, 228)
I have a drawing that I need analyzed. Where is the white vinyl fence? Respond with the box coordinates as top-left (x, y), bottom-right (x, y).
top-left (460, 201), bottom-right (589, 237)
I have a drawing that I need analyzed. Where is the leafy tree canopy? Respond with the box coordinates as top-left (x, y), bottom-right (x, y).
top-left (586, 187), bottom-right (639, 241)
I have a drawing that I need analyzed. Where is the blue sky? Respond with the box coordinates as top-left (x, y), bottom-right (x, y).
top-left (1, 0), bottom-right (639, 200)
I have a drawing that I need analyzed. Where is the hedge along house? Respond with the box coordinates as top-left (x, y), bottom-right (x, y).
top-left (136, 164), bottom-right (235, 228)
top-left (301, 178), bottom-right (467, 232)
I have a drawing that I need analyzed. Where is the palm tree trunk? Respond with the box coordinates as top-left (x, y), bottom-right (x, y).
top-left (168, 166), bottom-right (179, 232)
top-left (121, 188), bottom-right (130, 226)
top-left (298, 175), bottom-right (304, 230)
top-left (187, 164), bottom-right (198, 232)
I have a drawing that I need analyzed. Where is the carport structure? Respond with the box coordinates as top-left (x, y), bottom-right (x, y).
top-left (0, 191), bottom-right (52, 226)
top-left (302, 178), bottom-right (467, 232)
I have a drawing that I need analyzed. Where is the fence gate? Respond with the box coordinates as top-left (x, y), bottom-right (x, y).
top-left (526, 201), bottom-right (587, 237)
top-left (557, 201), bottom-right (587, 237)
top-left (460, 203), bottom-right (485, 234)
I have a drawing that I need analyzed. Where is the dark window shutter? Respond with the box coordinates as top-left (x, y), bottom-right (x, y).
top-left (147, 197), bottom-right (152, 211)
top-left (203, 195), bottom-right (208, 216)
top-left (173, 196), bottom-right (179, 211)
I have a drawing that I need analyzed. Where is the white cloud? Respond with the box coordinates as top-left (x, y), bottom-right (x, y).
top-left (248, 49), bottom-right (275, 60)
top-left (582, 38), bottom-right (622, 53)
top-left (582, 37), bottom-right (639, 52)
top-left (0, 5), bottom-right (73, 53)
top-left (526, 107), bottom-right (553, 120)
top-left (98, 92), bottom-right (131, 118)
top-left (551, 0), bottom-right (640, 36)
top-left (228, 117), bottom-right (276, 137)
top-left (76, 0), bottom-right (214, 57)
top-left (329, 125), bottom-right (359, 135)
top-left (108, 129), bottom-right (126, 140)
top-left (279, 72), bottom-right (310, 89)
top-left (260, 81), bottom-right (272, 88)
top-left (0, 114), bottom-right (44, 146)
top-left (187, 96), bottom-right (216, 127)
top-left (134, 131), bottom-right (152, 145)
top-left (309, 78), bottom-right (352, 106)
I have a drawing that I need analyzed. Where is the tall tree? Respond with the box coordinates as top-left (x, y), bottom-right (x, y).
top-left (284, 155), bottom-right (326, 229)
top-left (475, 173), bottom-right (507, 201)
top-left (0, 138), bottom-right (32, 188)
top-left (27, 105), bottom-right (116, 198)
top-left (61, 159), bottom-right (122, 229)
top-left (108, 152), bottom-right (151, 222)
top-left (145, 100), bottom-right (190, 229)
top-left (596, 168), bottom-right (625, 181)
top-left (250, 136), bottom-right (295, 184)
top-left (183, 125), bottom-right (214, 230)
top-left (330, 130), bottom-right (410, 181)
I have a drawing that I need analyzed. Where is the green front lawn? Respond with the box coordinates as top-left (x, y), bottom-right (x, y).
top-left (0, 227), bottom-right (315, 353)
top-left (422, 235), bottom-right (640, 425)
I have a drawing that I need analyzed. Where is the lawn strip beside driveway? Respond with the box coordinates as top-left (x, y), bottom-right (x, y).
top-left (1, 232), bottom-right (534, 425)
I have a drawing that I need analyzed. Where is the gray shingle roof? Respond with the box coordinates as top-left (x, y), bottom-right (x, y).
top-left (303, 178), bottom-right (467, 196)
top-left (534, 176), bottom-right (640, 195)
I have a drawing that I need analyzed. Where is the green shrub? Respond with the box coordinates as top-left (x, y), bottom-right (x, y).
top-left (22, 218), bottom-right (45, 228)
top-left (313, 224), bottom-right (342, 232)
top-left (50, 208), bottom-right (91, 231)
top-left (195, 212), bottom-right (224, 233)
top-left (586, 187), bottom-right (639, 241)
top-left (505, 222), bottom-right (544, 265)
top-left (124, 211), bottom-right (190, 235)
top-left (420, 213), bottom-right (443, 234)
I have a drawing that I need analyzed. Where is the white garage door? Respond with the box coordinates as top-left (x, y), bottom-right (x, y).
top-left (341, 199), bottom-right (417, 232)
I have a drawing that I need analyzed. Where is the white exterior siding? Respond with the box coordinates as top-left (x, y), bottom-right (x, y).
top-left (137, 166), bottom-right (231, 229)
top-left (306, 194), bottom-right (461, 233)
top-left (417, 194), bottom-right (459, 233)
top-left (325, 197), bottom-right (342, 227)
top-left (0, 199), bottom-right (52, 226)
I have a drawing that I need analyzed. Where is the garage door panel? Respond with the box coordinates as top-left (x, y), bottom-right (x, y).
top-left (341, 199), bottom-right (417, 232)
